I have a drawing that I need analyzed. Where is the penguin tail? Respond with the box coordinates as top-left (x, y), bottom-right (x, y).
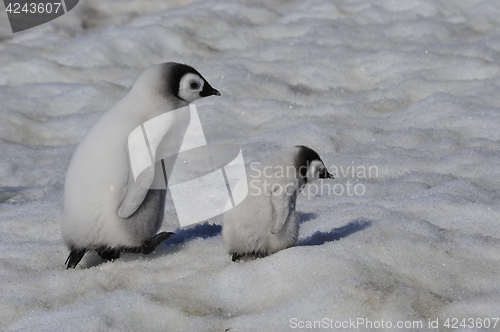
top-left (65, 248), bottom-right (88, 269)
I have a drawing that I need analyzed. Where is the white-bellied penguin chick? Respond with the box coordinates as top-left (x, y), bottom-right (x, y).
top-left (62, 62), bottom-right (220, 268)
top-left (222, 145), bottom-right (334, 261)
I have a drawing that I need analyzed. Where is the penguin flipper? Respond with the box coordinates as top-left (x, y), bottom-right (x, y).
top-left (65, 248), bottom-right (88, 269)
top-left (118, 164), bottom-right (155, 219)
top-left (119, 105), bottom-right (193, 219)
top-left (270, 179), bottom-right (298, 234)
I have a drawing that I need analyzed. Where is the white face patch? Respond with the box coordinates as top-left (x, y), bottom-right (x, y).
top-left (306, 160), bottom-right (325, 182)
top-left (178, 73), bottom-right (205, 103)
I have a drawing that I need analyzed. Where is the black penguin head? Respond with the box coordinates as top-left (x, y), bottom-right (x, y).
top-left (295, 145), bottom-right (334, 183)
top-left (162, 62), bottom-right (220, 103)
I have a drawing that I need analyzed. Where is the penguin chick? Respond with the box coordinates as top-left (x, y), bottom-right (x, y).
top-left (222, 145), bottom-right (334, 262)
top-left (62, 62), bottom-right (220, 269)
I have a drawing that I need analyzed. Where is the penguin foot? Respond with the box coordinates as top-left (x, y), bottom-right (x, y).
top-left (124, 231), bottom-right (174, 255)
top-left (65, 248), bottom-right (88, 269)
top-left (231, 251), bottom-right (268, 262)
top-left (231, 253), bottom-right (244, 262)
top-left (141, 231), bottom-right (174, 254)
top-left (97, 247), bottom-right (121, 262)
top-left (254, 251), bottom-right (268, 259)
top-left (65, 232), bottom-right (173, 269)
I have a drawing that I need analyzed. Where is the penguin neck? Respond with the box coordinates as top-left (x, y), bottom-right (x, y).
top-left (120, 87), bottom-right (188, 123)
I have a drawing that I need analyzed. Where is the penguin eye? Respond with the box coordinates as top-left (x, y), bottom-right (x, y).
top-left (190, 81), bottom-right (200, 89)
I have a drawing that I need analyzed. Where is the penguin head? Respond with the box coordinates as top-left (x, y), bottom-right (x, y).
top-left (295, 145), bottom-right (334, 183)
top-left (306, 159), bottom-right (333, 182)
top-left (163, 63), bottom-right (220, 103)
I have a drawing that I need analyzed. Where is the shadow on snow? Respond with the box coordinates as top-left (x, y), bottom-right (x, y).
top-left (165, 222), bottom-right (221, 246)
top-left (298, 217), bottom-right (372, 246)
top-left (84, 217), bottom-right (370, 267)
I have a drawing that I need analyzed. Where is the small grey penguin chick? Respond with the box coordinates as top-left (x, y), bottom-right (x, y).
top-left (62, 62), bottom-right (220, 269)
top-left (222, 146), bottom-right (334, 261)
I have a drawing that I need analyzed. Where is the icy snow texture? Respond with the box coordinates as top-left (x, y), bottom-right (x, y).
top-left (1, 0), bottom-right (500, 331)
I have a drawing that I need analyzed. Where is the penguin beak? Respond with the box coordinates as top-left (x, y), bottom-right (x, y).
top-left (200, 82), bottom-right (221, 97)
top-left (320, 169), bottom-right (334, 179)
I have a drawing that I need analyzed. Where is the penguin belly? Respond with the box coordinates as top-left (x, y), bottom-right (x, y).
top-left (222, 182), bottom-right (299, 259)
top-left (62, 103), bottom-right (163, 251)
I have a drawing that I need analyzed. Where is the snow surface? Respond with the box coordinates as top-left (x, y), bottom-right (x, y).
top-left (1, 0), bottom-right (500, 331)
